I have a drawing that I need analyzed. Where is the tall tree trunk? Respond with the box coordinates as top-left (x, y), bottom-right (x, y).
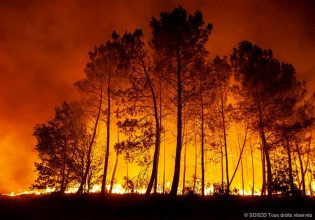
top-left (110, 116), bottom-right (120, 194)
top-left (146, 119), bottom-right (160, 195)
top-left (265, 152), bottom-right (272, 196)
top-left (193, 125), bottom-right (198, 192)
top-left (300, 133), bottom-right (311, 195)
top-left (163, 137), bottom-right (166, 194)
top-left (237, 130), bottom-right (245, 196)
top-left (261, 149), bottom-right (266, 196)
top-left (77, 81), bottom-right (103, 194)
top-left (241, 155), bottom-right (244, 195)
top-left (219, 85), bottom-right (229, 194)
top-left (250, 138), bottom-right (255, 195)
top-left (101, 74), bottom-right (111, 195)
top-left (285, 139), bottom-right (295, 195)
top-left (310, 167), bottom-right (314, 196)
top-left (79, 156), bottom-right (85, 192)
top-left (303, 133), bottom-right (312, 179)
top-left (170, 54), bottom-right (183, 196)
top-left (87, 170), bottom-right (92, 193)
top-left (295, 141), bottom-right (305, 196)
top-left (260, 130), bottom-right (272, 196)
top-left (64, 166), bottom-right (71, 193)
top-left (60, 145), bottom-right (67, 193)
top-left (257, 103), bottom-right (272, 196)
top-left (293, 154), bottom-right (301, 187)
top-left (110, 151), bottom-right (119, 193)
top-left (200, 86), bottom-right (205, 196)
top-left (220, 138), bottom-right (224, 192)
top-left (161, 75), bottom-right (165, 194)
top-left (182, 138), bottom-right (187, 195)
top-left (143, 59), bottom-right (161, 195)
top-left (229, 130), bottom-right (247, 187)
top-left (154, 78), bottom-right (163, 194)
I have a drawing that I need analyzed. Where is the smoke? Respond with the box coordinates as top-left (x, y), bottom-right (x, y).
top-left (0, 0), bottom-right (314, 193)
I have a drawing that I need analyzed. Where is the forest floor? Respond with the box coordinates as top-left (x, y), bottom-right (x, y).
top-left (0, 193), bottom-right (314, 219)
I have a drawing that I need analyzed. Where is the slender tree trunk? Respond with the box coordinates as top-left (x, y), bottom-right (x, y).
top-left (260, 130), bottom-right (272, 196)
top-left (77, 81), bottom-right (103, 194)
top-left (170, 54), bottom-right (183, 196)
top-left (265, 150), bottom-right (272, 196)
top-left (295, 141), bottom-right (305, 196)
top-left (193, 125), bottom-right (197, 192)
top-left (241, 155), bottom-right (244, 195)
top-left (300, 133), bottom-right (311, 195)
top-left (87, 170), bottom-right (92, 193)
top-left (219, 85), bottom-right (229, 194)
top-left (310, 167), bottom-right (314, 196)
top-left (250, 138), bottom-right (255, 195)
top-left (257, 103), bottom-right (272, 196)
top-left (146, 120), bottom-right (160, 195)
top-left (303, 133), bottom-right (312, 179)
top-left (154, 78), bottom-right (163, 194)
top-left (229, 130), bottom-right (247, 187)
top-left (200, 86), bottom-right (205, 196)
top-left (261, 149), bottom-right (266, 196)
top-left (101, 73), bottom-right (111, 195)
top-left (80, 156), bottom-right (85, 191)
top-left (237, 130), bottom-right (245, 196)
top-left (293, 154), bottom-right (301, 187)
top-left (110, 151), bottom-right (119, 193)
top-left (64, 169), bottom-right (70, 193)
top-left (110, 110), bottom-right (120, 194)
top-left (182, 138), bottom-right (187, 195)
top-left (143, 58), bottom-right (161, 195)
top-left (60, 145), bottom-right (67, 193)
top-left (163, 137), bottom-right (166, 194)
top-left (220, 138), bottom-right (224, 192)
top-left (161, 75), bottom-right (165, 194)
top-left (285, 138), bottom-right (295, 195)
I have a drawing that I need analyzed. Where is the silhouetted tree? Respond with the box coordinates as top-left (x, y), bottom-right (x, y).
top-left (75, 46), bottom-right (105, 194)
top-left (109, 109), bottom-right (122, 193)
top-left (150, 6), bottom-right (212, 196)
top-left (115, 30), bottom-right (163, 195)
top-left (274, 92), bottom-right (314, 195)
top-left (32, 102), bottom-right (89, 193)
top-left (211, 56), bottom-right (232, 194)
top-left (231, 41), bottom-right (307, 196)
top-left (76, 33), bottom-right (122, 194)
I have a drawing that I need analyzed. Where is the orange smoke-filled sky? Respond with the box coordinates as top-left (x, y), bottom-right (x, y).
top-left (0, 0), bottom-right (314, 193)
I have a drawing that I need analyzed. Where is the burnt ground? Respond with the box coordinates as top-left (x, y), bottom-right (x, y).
top-left (0, 193), bottom-right (314, 219)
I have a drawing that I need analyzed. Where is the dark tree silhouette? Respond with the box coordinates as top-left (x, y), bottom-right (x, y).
top-left (231, 41), bottom-right (306, 196)
top-left (76, 34), bottom-right (122, 194)
top-left (150, 6), bottom-right (212, 196)
top-left (75, 67), bottom-right (104, 194)
top-left (32, 102), bottom-right (89, 193)
top-left (31, 6), bottom-right (315, 199)
top-left (211, 56), bottom-right (232, 194)
top-left (115, 30), bottom-right (163, 195)
top-left (274, 90), bottom-right (314, 195)
top-left (109, 109), bottom-right (122, 193)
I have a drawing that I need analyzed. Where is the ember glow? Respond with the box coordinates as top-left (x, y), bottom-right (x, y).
top-left (4, 180), bottom-right (315, 196)
top-left (0, 1), bottom-right (315, 196)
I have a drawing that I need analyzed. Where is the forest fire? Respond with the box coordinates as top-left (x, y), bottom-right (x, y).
top-left (5, 183), bottom-right (268, 196)
top-left (5, 184), bottom-right (140, 196)
top-left (1, 1), bottom-right (315, 219)
top-left (8, 183), bottom-right (315, 196)
top-left (1, 4), bottom-right (314, 199)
